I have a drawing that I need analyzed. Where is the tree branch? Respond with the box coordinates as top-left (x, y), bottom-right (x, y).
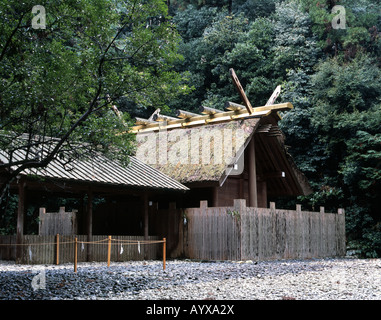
top-left (0, 12), bottom-right (27, 62)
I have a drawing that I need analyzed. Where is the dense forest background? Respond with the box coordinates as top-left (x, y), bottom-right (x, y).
top-left (149, 0), bottom-right (380, 257)
top-left (1, 0), bottom-right (380, 257)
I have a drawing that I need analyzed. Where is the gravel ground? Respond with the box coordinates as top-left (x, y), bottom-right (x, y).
top-left (0, 258), bottom-right (380, 300)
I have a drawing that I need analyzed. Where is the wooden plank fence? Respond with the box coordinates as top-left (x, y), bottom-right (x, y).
top-left (0, 235), bottom-right (160, 264)
top-left (179, 199), bottom-right (346, 261)
top-left (38, 207), bottom-right (77, 236)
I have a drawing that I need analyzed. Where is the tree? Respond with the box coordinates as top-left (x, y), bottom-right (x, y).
top-left (298, 0), bottom-right (381, 59)
top-left (0, 0), bottom-right (188, 201)
top-left (170, 6), bottom-right (249, 113)
top-left (275, 0), bottom-right (324, 177)
top-left (231, 0), bottom-right (277, 20)
top-left (272, 1), bottom-right (381, 256)
top-left (301, 53), bottom-right (381, 257)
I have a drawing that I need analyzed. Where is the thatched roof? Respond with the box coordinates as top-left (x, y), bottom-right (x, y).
top-left (132, 68), bottom-right (312, 196)
top-left (134, 109), bottom-right (312, 197)
top-left (136, 118), bottom-right (260, 184)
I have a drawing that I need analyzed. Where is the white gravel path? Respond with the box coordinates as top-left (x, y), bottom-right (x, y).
top-left (0, 258), bottom-right (380, 300)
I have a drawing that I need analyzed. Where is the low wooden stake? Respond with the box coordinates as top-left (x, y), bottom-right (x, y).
top-left (74, 237), bottom-right (78, 273)
top-left (56, 234), bottom-right (59, 265)
top-left (107, 235), bottom-right (111, 267)
top-left (163, 238), bottom-right (166, 271)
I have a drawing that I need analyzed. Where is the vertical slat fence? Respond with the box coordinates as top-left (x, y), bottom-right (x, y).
top-left (182, 199), bottom-right (346, 261)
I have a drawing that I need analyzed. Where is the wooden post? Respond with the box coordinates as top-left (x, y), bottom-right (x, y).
top-left (239, 178), bottom-right (244, 199)
top-left (163, 238), bottom-right (166, 271)
top-left (142, 193), bottom-right (149, 260)
top-left (143, 193), bottom-right (149, 240)
top-left (257, 180), bottom-right (267, 208)
top-left (74, 237), bottom-right (78, 273)
top-left (16, 178), bottom-right (26, 263)
top-left (233, 199), bottom-right (246, 212)
top-left (107, 235), bottom-right (111, 267)
top-left (337, 208), bottom-right (346, 256)
top-left (248, 137), bottom-right (258, 207)
top-left (86, 189), bottom-right (93, 262)
top-left (56, 234), bottom-right (60, 265)
top-left (38, 208), bottom-right (45, 235)
top-left (212, 186), bottom-right (219, 207)
top-left (200, 200), bottom-right (208, 210)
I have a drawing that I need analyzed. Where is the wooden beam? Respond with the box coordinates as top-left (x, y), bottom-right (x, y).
top-left (199, 105), bottom-right (224, 115)
top-left (229, 68), bottom-right (253, 114)
top-left (176, 109), bottom-right (199, 119)
top-left (148, 108), bottom-right (161, 121)
top-left (131, 108), bottom-right (271, 133)
top-left (265, 85), bottom-right (281, 106)
top-left (130, 102), bottom-right (292, 133)
top-left (253, 102), bottom-right (292, 113)
top-left (153, 114), bottom-right (178, 121)
top-left (248, 137), bottom-right (258, 207)
top-left (225, 101), bottom-right (245, 111)
top-left (135, 117), bottom-right (157, 126)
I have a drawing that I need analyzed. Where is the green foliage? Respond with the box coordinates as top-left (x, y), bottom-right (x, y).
top-left (227, 209), bottom-right (241, 222)
top-left (0, 192), bottom-right (17, 235)
top-left (298, 0), bottom-right (381, 58)
top-left (0, 0), bottom-right (189, 170)
top-left (170, 6), bottom-right (251, 112)
top-left (297, 54), bottom-right (381, 257)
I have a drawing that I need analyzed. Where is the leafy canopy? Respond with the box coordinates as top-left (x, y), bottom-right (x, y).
top-left (0, 0), bottom-right (189, 183)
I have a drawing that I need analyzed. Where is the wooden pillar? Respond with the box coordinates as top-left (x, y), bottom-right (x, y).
top-left (143, 193), bottom-right (149, 240)
top-left (248, 137), bottom-right (258, 207)
top-left (257, 180), bottom-right (267, 208)
top-left (16, 177), bottom-right (26, 263)
top-left (212, 186), bottom-right (219, 207)
top-left (239, 178), bottom-right (244, 199)
top-left (142, 193), bottom-right (149, 260)
top-left (86, 189), bottom-right (93, 262)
